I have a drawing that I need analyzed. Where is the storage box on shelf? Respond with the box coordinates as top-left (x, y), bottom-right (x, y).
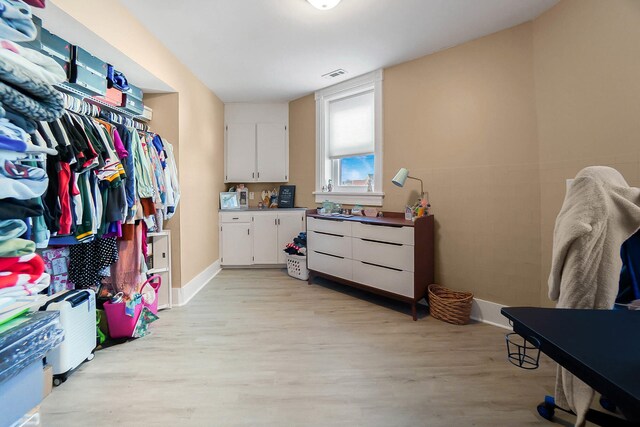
top-left (146, 231), bottom-right (172, 310)
top-left (69, 46), bottom-right (108, 97)
top-left (123, 83), bottom-right (145, 116)
top-left (306, 212), bottom-right (434, 320)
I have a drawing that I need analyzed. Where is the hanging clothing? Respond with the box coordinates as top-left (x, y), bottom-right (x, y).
top-left (103, 222), bottom-right (144, 297)
top-left (548, 166), bottom-right (640, 426)
top-left (68, 237), bottom-right (118, 289)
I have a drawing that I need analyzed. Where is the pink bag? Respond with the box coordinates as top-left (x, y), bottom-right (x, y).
top-left (103, 275), bottom-right (161, 339)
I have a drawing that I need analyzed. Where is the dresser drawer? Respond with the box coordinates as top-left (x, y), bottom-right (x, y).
top-left (352, 237), bottom-right (414, 272)
top-left (308, 250), bottom-right (352, 281)
top-left (352, 222), bottom-right (414, 246)
top-left (308, 230), bottom-right (352, 259)
top-left (219, 212), bottom-right (252, 223)
top-left (307, 217), bottom-right (352, 237)
top-left (353, 261), bottom-right (414, 298)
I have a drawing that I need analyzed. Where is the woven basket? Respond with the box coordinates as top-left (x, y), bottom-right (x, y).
top-left (428, 284), bottom-right (474, 325)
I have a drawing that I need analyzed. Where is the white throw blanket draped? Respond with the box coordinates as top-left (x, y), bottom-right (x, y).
top-left (548, 166), bottom-right (640, 426)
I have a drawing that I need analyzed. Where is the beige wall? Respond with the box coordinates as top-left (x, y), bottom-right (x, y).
top-left (533, 0), bottom-right (640, 305)
top-left (289, 24), bottom-right (542, 306)
top-left (288, 0), bottom-right (640, 307)
top-left (144, 93), bottom-right (182, 289)
top-left (52, 0), bottom-right (225, 287)
top-left (289, 95), bottom-right (317, 209)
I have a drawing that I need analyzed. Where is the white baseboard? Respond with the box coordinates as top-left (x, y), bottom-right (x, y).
top-left (172, 259), bottom-right (221, 307)
top-left (470, 298), bottom-right (512, 330)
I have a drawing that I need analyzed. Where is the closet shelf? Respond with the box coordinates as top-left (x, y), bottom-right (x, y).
top-left (147, 268), bottom-right (169, 274)
top-left (54, 83), bottom-right (144, 121)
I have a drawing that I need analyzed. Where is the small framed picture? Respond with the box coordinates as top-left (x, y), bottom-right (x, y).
top-left (238, 188), bottom-right (249, 208)
top-left (220, 192), bottom-right (240, 209)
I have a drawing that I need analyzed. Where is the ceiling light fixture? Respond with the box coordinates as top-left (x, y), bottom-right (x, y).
top-left (307, 0), bottom-right (341, 10)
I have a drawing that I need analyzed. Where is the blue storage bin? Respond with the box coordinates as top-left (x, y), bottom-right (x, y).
top-left (0, 360), bottom-right (44, 427)
top-left (69, 65), bottom-right (107, 97)
top-left (72, 46), bottom-right (107, 77)
top-left (126, 83), bottom-right (143, 101)
top-left (41, 28), bottom-right (72, 62)
top-left (123, 94), bottom-right (144, 115)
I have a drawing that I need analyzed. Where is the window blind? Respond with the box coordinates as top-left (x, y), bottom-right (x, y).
top-left (328, 90), bottom-right (374, 159)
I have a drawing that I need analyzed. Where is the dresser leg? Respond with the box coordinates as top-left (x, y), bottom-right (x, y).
top-left (411, 302), bottom-right (417, 321)
top-left (307, 272), bottom-right (313, 285)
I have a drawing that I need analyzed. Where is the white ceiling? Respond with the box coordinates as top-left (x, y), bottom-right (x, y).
top-left (119, 0), bottom-right (558, 102)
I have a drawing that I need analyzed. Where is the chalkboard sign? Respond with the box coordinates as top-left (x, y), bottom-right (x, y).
top-left (278, 185), bottom-right (296, 208)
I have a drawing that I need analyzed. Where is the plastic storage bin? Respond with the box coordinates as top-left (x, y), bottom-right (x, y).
top-left (103, 276), bottom-right (161, 339)
top-left (0, 360), bottom-right (44, 427)
top-left (286, 254), bottom-right (309, 281)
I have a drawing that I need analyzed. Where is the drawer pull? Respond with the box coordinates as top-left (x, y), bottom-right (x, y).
top-left (313, 230), bottom-right (345, 238)
top-left (361, 261), bottom-right (403, 272)
top-left (314, 251), bottom-right (345, 260)
top-left (232, 217), bottom-right (240, 220)
top-left (361, 222), bottom-right (403, 228)
top-left (360, 238), bottom-right (402, 247)
top-left (314, 217), bottom-right (344, 222)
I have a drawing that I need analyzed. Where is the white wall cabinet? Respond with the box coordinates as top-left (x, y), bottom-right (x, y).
top-left (225, 123), bottom-right (257, 182)
top-left (224, 103), bottom-right (289, 183)
top-left (220, 210), bottom-right (305, 266)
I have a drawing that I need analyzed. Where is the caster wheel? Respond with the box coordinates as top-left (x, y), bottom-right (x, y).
top-left (537, 402), bottom-right (555, 421)
top-left (86, 353), bottom-right (95, 362)
top-left (53, 377), bottom-right (62, 387)
top-left (600, 396), bottom-right (616, 412)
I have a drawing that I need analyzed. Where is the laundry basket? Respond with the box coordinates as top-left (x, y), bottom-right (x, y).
top-left (428, 284), bottom-right (473, 325)
top-left (286, 254), bottom-right (309, 281)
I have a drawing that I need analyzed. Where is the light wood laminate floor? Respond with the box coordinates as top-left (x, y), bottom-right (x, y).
top-left (41, 269), bottom-right (561, 426)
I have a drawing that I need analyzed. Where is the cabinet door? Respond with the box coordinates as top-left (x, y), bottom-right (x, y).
top-left (256, 123), bottom-right (287, 182)
top-left (226, 123), bottom-right (256, 182)
top-left (252, 213), bottom-right (279, 264)
top-left (221, 223), bottom-right (252, 265)
top-left (277, 212), bottom-right (305, 264)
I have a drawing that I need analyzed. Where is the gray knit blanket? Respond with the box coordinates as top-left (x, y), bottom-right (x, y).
top-left (0, 58), bottom-right (64, 122)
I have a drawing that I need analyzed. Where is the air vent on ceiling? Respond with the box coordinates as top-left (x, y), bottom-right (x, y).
top-left (322, 69), bottom-right (347, 79)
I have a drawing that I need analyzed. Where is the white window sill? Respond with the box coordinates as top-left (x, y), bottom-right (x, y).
top-left (313, 191), bottom-right (384, 206)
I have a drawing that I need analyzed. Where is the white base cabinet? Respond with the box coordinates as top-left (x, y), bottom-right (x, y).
top-left (220, 221), bottom-right (253, 266)
top-left (220, 210), bottom-right (305, 266)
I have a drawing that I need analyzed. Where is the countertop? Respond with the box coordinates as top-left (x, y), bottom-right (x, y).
top-left (220, 207), bottom-right (308, 212)
top-left (307, 212), bottom-right (420, 227)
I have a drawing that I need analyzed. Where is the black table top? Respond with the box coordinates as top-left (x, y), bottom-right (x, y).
top-left (501, 307), bottom-right (640, 419)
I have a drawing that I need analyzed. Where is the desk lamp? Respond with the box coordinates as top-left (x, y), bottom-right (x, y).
top-left (392, 168), bottom-right (426, 200)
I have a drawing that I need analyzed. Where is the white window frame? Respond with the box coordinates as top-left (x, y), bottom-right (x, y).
top-left (314, 70), bottom-right (384, 206)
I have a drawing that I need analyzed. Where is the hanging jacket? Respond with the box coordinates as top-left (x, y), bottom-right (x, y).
top-left (548, 166), bottom-right (640, 426)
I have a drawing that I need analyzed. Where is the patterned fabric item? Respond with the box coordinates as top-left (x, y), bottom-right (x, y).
top-left (0, 58), bottom-right (64, 121)
top-left (0, 0), bottom-right (36, 42)
top-left (0, 219), bottom-right (26, 241)
top-left (0, 39), bottom-right (67, 85)
top-left (0, 252), bottom-right (49, 290)
top-left (0, 159), bottom-right (48, 199)
top-left (20, 0), bottom-right (43, 9)
top-left (132, 306), bottom-right (158, 338)
top-left (68, 237), bottom-right (118, 289)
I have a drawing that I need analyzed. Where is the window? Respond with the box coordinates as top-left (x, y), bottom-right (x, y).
top-left (314, 70), bottom-right (383, 206)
